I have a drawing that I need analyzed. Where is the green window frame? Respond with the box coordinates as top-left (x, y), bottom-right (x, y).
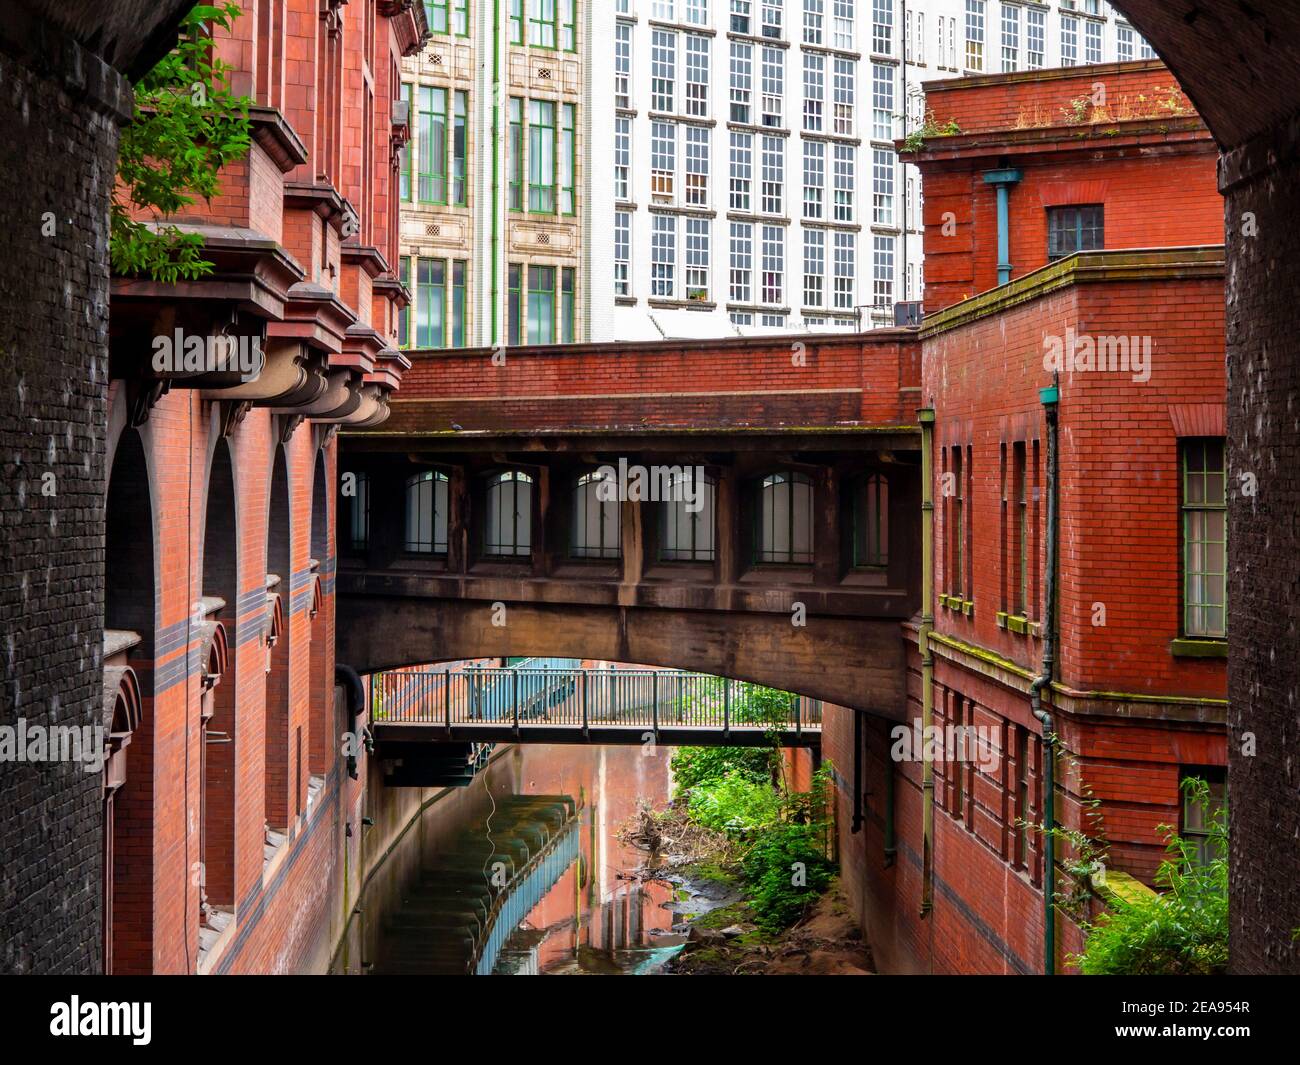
top-left (424, 1), bottom-right (449, 35)
top-left (527, 265), bottom-right (556, 344)
top-left (950, 445), bottom-right (964, 598)
top-left (1014, 441), bottom-right (1027, 615)
top-left (561, 0), bottom-right (577, 51)
top-left (528, 99), bottom-right (556, 213)
top-left (453, 0), bottom-right (470, 36)
top-left (1180, 769), bottom-right (1227, 870)
top-left (560, 267), bottom-right (575, 343)
top-left (530, 0), bottom-right (557, 49)
top-left (452, 90), bottom-right (468, 206)
top-left (416, 258), bottom-right (446, 348)
top-left (398, 256), bottom-right (411, 349)
top-left (1181, 438), bottom-right (1227, 638)
top-left (452, 260), bottom-right (467, 348)
top-left (559, 103), bottom-right (576, 216)
top-left (507, 263), bottom-right (523, 345)
top-left (508, 97), bottom-right (524, 211)
top-left (509, 0), bottom-right (524, 45)
top-left (400, 83), bottom-right (413, 202)
top-left (417, 86), bottom-right (449, 204)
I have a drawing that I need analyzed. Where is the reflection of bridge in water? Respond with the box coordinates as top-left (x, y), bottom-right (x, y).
top-left (372, 659), bottom-right (823, 749)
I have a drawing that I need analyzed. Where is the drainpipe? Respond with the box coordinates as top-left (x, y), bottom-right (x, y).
top-left (918, 406), bottom-right (936, 915)
top-left (490, 0), bottom-right (502, 344)
top-left (1031, 380), bottom-right (1060, 975)
top-left (337, 664), bottom-right (366, 781)
top-left (982, 169), bottom-right (1023, 286)
top-left (851, 709), bottom-right (864, 833)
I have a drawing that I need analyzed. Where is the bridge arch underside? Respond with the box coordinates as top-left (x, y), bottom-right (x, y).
top-left (337, 594), bottom-right (907, 722)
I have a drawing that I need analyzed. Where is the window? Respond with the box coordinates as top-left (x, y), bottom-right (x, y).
top-left (653, 0), bottom-right (675, 18)
top-left (950, 445), bottom-right (965, 596)
top-left (1026, 8), bottom-right (1044, 68)
top-left (1084, 19), bottom-right (1102, 65)
top-left (509, 0), bottom-right (523, 44)
top-left (416, 258), bottom-right (446, 347)
top-left (832, 0), bottom-right (854, 49)
top-left (452, 90), bottom-right (468, 206)
top-left (803, 52), bottom-right (824, 132)
top-left (686, 34), bottom-right (710, 117)
top-left (453, 0), bottom-right (469, 35)
top-left (871, 0), bottom-right (892, 55)
top-left (761, 224), bottom-right (784, 303)
top-left (804, 0), bottom-right (823, 45)
top-left (347, 471), bottom-right (369, 551)
top-left (527, 265), bottom-right (556, 343)
top-left (1047, 204), bottom-right (1104, 260)
top-left (686, 0), bottom-right (708, 25)
top-left (1060, 14), bottom-right (1078, 66)
top-left (731, 0), bottom-right (752, 34)
top-left (615, 22), bottom-right (632, 108)
top-left (451, 260), bottom-right (466, 347)
top-left (508, 97), bottom-right (524, 210)
top-left (803, 228), bottom-right (824, 307)
top-left (872, 148), bottom-right (893, 225)
top-left (730, 41), bottom-right (753, 123)
top-left (761, 1), bottom-right (783, 39)
top-left (730, 222), bottom-right (754, 302)
top-left (1000, 3), bottom-right (1019, 72)
top-left (761, 135), bottom-right (784, 214)
top-left (530, 0), bottom-right (556, 49)
top-left (1013, 441), bottom-right (1027, 614)
top-left (483, 471), bottom-right (533, 557)
top-left (652, 120), bottom-right (676, 203)
top-left (560, 0), bottom-right (577, 51)
top-left (507, 263), bottom-right (522, 344)
top-left (661, 470), bottom-right (716, 561)
top-left (1182, 439), bottom-right (1227, 638)
top-left (833, 230), bottom-right (854, 310)
top-left (803, 139), bottom-right (824, 219)
top-left (872, 233), bottom-right (893, 306)
top-left (1117, 23), bottom-right (1134, 62)
top-left (405, 471), bottom-right (449, 554)
top-left (761, 46), bottom-right (784, 126)
top-left (1181, 769), bottom-right (1227, 868)
top-left (756, 472), bottom-right (813, 563)
top-left (871, 62), bottom-right (891, 140)
top-left (614, 116), bottom-right (631, 201)
top-left (652, 29), bottom-right (677, 113)
top-left (964, 0), bottom-right (985, 72)
top-left (528, 99), bottom-right (556, 212)
top-left (685, 217), bottom-right (710, 300)
top-left (560, 267), bottom-right (575, 342)
top-left (833, 143), bottom-right (854, 222)
top-left (425, 1), bottom-right (449, 35)
top-left (400, 84), bottom-right (413, 201)
top-left (571, 472), bottom-right (621, 559)
top-left (652, 213), bottom-right (676, 296)
top-left (730, 312), bottom-right (754, 326)
top-left (398, 256), bottom-right (411, 348)
top-left (834, 58), bottom-right (855, 136)
top-left (614, 211), bottom-right (631, 296)
top-left (730, 131), bottom-right (753, 210)
top-left (417, 86), bottom-right (448, 203)
top-left (761, 313), bottom-right (786, 328)
top-left (853, 473), bottom-right (888, 566)
top-left (559, 103), bottom-right (576, 215)
top-left (686, 125), bottom-right (710, 206)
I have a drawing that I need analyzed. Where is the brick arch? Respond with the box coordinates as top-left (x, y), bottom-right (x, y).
top-left (337, 596), bottom-right (908, 718)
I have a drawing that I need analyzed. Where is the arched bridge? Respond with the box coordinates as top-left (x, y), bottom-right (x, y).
top-left (337, 332), bottom-right (923, 718)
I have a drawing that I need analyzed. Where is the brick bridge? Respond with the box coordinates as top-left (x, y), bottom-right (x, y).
top-left (337, 332), bottom-right (922, 716)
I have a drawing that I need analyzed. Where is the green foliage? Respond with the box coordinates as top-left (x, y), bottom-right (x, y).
top-left (670, 745), bottom-right (772, 795)
top-left (113, 4), bottom-right (252, 281)
top-left (742, 820), bottom-right (836, 935)
top-left (687, 770), bottom-right (781, 834)
top-left (1071, 778), bottom-right (1228, 975)
top-left (901, 110), bottom-right (963, 153)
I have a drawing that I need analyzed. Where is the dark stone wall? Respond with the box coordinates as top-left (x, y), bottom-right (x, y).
top-left (0, 18), bottom-right (131, 975)
top-left (1222, 117), bottom-right (1300, 974)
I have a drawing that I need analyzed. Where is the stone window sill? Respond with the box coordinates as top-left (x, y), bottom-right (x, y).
top-left (1170, 637), bottom-right (1227, 658)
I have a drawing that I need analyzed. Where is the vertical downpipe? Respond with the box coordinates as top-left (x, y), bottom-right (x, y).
top-left (1032, 381), bottom-right (1060, 975)
top-left (918, 407), bottom-right (936, 915)
top-left (491, 0), bottom-right (502, 343)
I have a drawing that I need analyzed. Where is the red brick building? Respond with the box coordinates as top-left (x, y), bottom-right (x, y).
top-left (101, 1), bottom-right (425, 973)
top-left (824, 61), bottom-right (1229, 974)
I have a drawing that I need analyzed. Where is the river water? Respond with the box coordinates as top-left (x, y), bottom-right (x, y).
top-left (331, 742), bottom-right (696, 975)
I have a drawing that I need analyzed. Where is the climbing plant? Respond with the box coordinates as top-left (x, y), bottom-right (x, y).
top-left (112, 3), bottom-right (252, 282)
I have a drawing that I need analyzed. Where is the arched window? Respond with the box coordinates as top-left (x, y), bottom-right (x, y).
top-left (483, 470), bottom-right (533, 557)
top-left (853, 472), bottom-right (889, 567)
top-left (660, 469), bottom-right (716, 561)
top-left (756, 471), bottom-right (814, 564)
top-left (405, 470), bottom-right (449, 553)
top-left (571, 471), bottom-right (621, 559)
